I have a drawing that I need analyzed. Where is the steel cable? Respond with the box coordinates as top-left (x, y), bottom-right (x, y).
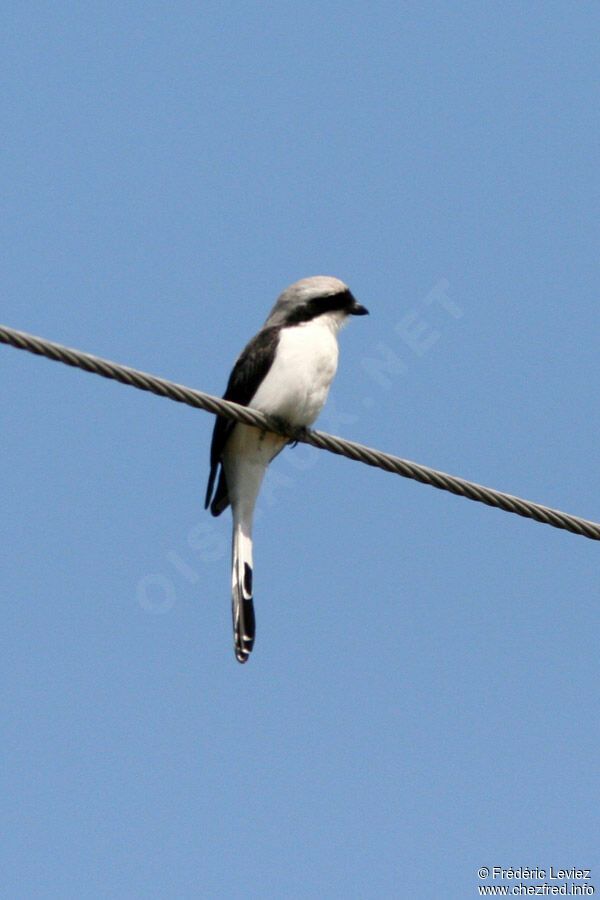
top-left (2, 323), bottom-right (599, 542)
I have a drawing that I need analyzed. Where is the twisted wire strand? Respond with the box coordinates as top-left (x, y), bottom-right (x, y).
top-left (2, 322), bottom-right (599, 542)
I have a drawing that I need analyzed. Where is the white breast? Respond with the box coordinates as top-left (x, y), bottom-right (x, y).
top-left (250, 313), bottom-right (343, 426)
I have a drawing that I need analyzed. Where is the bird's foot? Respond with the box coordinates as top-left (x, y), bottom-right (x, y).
top-left (289, 425), bottom-right (310, 448)
top-left (267, 414), bottom-right (295, 440)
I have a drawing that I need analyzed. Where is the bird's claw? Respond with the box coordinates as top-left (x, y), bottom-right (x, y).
top-left (267, 414), bottom-right (295, 439)
top-left (290, 425), bottom-right (310, 447)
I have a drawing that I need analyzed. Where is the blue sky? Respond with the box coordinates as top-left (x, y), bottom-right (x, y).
top-left (2, 3), bottom-right (599, 897)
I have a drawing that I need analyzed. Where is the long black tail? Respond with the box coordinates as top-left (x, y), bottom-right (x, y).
top-left (232, 525), bottom-right (255, 663)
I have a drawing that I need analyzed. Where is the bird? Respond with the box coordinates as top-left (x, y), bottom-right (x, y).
top-left (205, 276), bottom-right (369, 663)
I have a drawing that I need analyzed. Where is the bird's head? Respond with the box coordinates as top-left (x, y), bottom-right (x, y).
top-left (265, 276), bottom-right (369, 329)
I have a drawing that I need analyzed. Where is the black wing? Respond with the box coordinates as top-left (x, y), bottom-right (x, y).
top-left (204, 326), bottom-right (280, 514)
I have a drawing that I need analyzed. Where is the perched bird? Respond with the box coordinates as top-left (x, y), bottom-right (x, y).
top-left (205, 276), bottom-right (368, 662)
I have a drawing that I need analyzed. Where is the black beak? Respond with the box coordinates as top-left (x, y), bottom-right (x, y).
top-left (350, 301), bottom-right (369, 316)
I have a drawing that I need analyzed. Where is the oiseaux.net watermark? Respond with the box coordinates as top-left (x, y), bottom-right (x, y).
top-left (136, 278), bottom-right (463, 614)
top-left (477, 866), bottom-right (594, 895)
